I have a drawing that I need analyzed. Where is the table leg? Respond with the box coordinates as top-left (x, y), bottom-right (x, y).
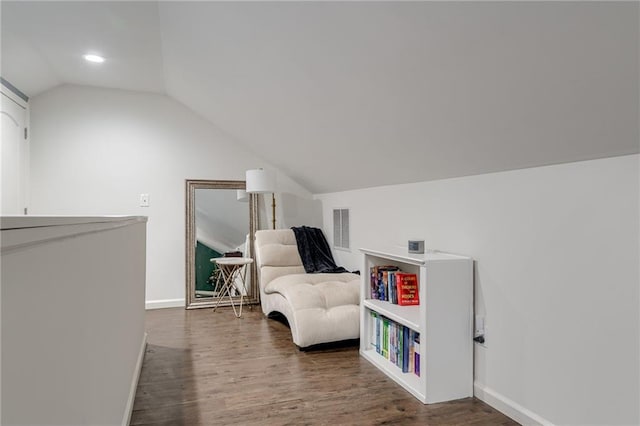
top-left (213, 264), bottom-right (247, 318)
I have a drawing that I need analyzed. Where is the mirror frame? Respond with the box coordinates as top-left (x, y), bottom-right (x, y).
top-left (185, 179), bottom-right (259, 309)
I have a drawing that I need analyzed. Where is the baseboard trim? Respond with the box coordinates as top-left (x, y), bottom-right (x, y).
top-left (474, 382), bottom-right (554, 426)
top-left (145, 299), bottom-right (184, 310)
top-left (122, 332), bottom-right (147, 426)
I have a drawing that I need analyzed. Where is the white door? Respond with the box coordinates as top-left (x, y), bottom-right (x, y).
top-left (1, 88), bottom-right (28, 215)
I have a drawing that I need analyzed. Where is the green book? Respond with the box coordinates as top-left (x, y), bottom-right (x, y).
top-left (382, 318), bottom-right (390, 359)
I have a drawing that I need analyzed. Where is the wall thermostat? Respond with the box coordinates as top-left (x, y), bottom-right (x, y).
top-left (408, 240), bottom-right (425, 254)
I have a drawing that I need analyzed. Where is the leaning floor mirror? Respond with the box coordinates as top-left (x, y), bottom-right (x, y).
top-left (185, 179), bottom-right (259, 309)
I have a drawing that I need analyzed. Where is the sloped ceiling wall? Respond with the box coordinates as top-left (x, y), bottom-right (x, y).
top-left (2, 1), bottom-right (638, 193)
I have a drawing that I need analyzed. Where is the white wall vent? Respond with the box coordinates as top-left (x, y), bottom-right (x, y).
top-left (333, 208), bottom-right (350, 250)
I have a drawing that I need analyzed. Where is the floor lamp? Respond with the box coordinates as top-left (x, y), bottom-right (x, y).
top-left (245, 169), bottom-right (277, 229)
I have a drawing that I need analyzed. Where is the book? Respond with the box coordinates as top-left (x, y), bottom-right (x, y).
top-left (414, 332), bottom-right (421, 377)
top-left (371, 311), bottom-right (379, 352)
top-left (388, 271), bottom-right (398, 304)
top-left (397, 324), bottom-right (403, 368)
top-left (376, 266), bottom-right (400, 301)
top-left (410, 330), bottom-right (416, 373)
top-left (396, 272), bottom-right (420, 306)
top-left (389, 321), bottom-right (397, 365)
top-left (402, 326), bottom-right (410, 373)
top-left (388, 271), bottom-right (394, 303)
top-left (370, 266), bottom-right (379, 299)
top-left (380, 269), bottom-right (388, 301)
top-left (375, 313), bottom-right (381, 354)
top-left (382, 317), bottom-right (390, 359)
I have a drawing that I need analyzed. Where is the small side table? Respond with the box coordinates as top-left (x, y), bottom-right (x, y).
top-left (210, 257), bottom-right (253, 318)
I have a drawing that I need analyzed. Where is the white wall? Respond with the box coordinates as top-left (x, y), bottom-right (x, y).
top-left (29, 84), bottom-right (316, 307)
top-left (1, 216), bottom-right (147, 426)
top-left (316, 155), bottom-right (639, 425)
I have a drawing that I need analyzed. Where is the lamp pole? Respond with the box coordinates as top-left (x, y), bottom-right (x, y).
top-left (272, 193), bottom-right (276, 230)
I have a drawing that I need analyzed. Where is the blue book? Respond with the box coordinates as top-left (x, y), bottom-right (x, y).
top-left (402, 326), bottom-right (410, 373)
top-left (414, 332), bottom-right (421, 377)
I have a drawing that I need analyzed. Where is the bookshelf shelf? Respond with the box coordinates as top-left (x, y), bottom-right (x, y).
top-left (360, 247), bottom-right (474, 404)
top-left (362, 299), bottom-right (420, 331)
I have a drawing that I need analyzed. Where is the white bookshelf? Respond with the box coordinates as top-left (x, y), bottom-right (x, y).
top-left (360, 247), bottom-right (473, 404)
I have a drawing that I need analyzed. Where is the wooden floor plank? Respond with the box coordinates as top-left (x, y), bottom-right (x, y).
top-left (130, 307), bottom-right (519, 425)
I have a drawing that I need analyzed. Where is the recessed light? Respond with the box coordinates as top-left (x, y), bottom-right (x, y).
top-left (83, 54), bottom-right (105, 63)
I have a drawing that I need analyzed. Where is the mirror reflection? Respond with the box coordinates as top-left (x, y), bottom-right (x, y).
top-left (194, 188), bottom-right (248, 299)
top-left (185, 180), bottom-right (258, 309)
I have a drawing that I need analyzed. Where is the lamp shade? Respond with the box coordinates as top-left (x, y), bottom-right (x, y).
top-left (245, 169), bottom-right (276, 194)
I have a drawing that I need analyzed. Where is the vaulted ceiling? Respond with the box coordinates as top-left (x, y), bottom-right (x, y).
top-left (2, 1), bottom-right (638, 193)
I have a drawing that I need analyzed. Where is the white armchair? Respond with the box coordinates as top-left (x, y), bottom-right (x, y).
top-left (254, 229), bottom-right (360, 348)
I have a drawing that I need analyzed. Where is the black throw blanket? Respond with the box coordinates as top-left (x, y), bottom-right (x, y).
top-left (291, 226), bottom-right (349, 274)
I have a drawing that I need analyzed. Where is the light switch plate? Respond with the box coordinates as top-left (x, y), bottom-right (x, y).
top-left (139, 193), bottom-right (149, 207)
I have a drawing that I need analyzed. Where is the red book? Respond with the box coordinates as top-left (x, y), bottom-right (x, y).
top-left (396, 273), bottom-right (419, 306)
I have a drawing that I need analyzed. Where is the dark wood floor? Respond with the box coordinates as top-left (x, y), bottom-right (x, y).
top-left (130, 307), bottom-right (518, 426)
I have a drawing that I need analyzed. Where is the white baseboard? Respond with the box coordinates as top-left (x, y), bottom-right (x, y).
top-left (145, 298), bottom-right (184, 310)
top-left (122, 333), bottom-right (147, 426)
top-left (474, 382), bottom-right (554, 426)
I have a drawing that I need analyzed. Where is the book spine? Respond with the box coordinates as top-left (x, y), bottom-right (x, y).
top-left (402, 326), bottom-right (409, 373)
top-left (389, 322), bottom-right (396, 365)
top-left (396, 324), bottom-right (401, 366)
top-left (375, 313), bottom-right (381, 354)
top-left (382, 318), bottom-right (389, 359)
top-left (409, 330), bottom-right (415, 373)
top-left (382, 270), bottom-right (389, 302)
top-left (414, 332), bottom-right (421, 377)
top-left (370, 267), bottom-right (377, 299)
top-left (370, 311), bottom-right (378, 352)
top-left (392, 271), bottom-right (398, 304)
